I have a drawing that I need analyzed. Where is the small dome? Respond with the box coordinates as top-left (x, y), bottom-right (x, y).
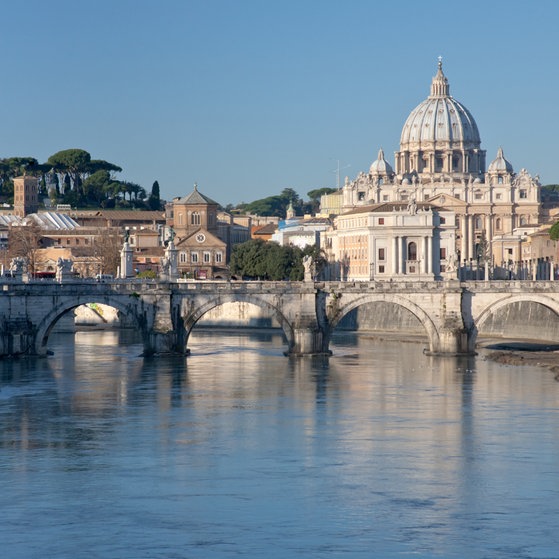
top-left (400, 60), bottom-right (481, 150)
top-left (488, 147), bottom-right (513, 173)
top-left (369, 148), bottom-right (394, 175)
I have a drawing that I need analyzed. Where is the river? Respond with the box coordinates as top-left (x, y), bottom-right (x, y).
top-left (1, 329), bottom-right (558, 559)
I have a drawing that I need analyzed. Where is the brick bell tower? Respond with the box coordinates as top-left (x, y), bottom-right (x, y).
top-left (13, 175), bottom-right (39, 217)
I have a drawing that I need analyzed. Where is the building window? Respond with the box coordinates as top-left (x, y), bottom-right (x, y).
top-left (191, 252), bottom-right (198, 263)
top-left (440, 247), bottom-right (447, 259)
top-left (378, 218), bottom-right (384, 225)
top-left (407, 242), bottom-right (417, 260)
top-left (519, 216), bottom-right (527, 226)
top-left (378, 265), bottom-right (385, 273)
top-left (496, 218), bottom-right (502, 231)
top-left (383, 195), bottom-right (389, 202)
top-left (203, 252), bottom-right (211, 263)
top-left (179, 252), bottom-right (187, 263)
top-left (519, 190), bottom-right (527, 199)
top-left (475, 217), bottom-right (483, 230)
top-left (215, 252), bottom-right (223, 263)
top-left (178, 213), bottom-right (183, 225)
top-left (191, 211), bottom-right (201, 225)
top-left (358, 192), bottom-right (365, 201)
top-left (378, 248), bottom-right (385, 261)
top-left (498, 176), bottom-right (504, 184)
top-left (475, 192), bottom-right (483, 200)
top-left (496, 193), bottom-right (502, 200)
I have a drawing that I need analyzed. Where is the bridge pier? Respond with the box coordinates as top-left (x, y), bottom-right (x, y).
top-left (290, 325), bottom-right (330, 356)
top-left (429, 326), bottom-right (472, 356)
top-left (0, 321), bottom-right (35, 357)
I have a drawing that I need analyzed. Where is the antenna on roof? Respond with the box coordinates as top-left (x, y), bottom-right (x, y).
top-left (331, 159), bottom-right (351, 189)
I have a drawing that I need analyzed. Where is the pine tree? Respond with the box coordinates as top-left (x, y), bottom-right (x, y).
top-left (148, 180), bottom-right (161, 210)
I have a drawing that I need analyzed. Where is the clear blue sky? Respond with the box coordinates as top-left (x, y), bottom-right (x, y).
top-left (1, 0), bottom-right (558, 206)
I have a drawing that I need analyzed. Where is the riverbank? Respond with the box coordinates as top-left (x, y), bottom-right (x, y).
top-left (478, 340), bottom-right (559, 380)
top-left (359, 331), bottom-right (559, 380)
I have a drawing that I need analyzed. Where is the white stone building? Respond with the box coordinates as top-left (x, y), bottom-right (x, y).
top-left (329, 60), bottom-right (542, 271)
top-left (322, 201), bottom-right (456, 281)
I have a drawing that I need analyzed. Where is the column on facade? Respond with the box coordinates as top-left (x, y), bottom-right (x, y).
top-left (392, 236), bottom-right (399, 275)
top-left (468, 215), bottom-right (475, 262)
top-left (461, 214), bottom-right (468, 261)
top-left (401, 236), bottom-right (407, 275)
top-left (423, 236), bottom-right (428, 274)
top-left (427, 236), bottom-right (433, 274)
top-left (487, 213), bottom-right (493, 264)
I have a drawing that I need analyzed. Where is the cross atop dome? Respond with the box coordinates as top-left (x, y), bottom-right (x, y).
top-left (430, 56), bottom-right (449, 98)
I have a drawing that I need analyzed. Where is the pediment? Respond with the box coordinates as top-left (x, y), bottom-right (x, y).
top-left (426, 193), bottom-right (467, 209)
top-left (175, 228), bottom-right (226, 249)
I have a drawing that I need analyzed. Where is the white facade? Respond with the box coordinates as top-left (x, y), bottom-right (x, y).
top-left (271, 217), bottom-right (331, 249)
top-left (335, 60), bottom-right (541, 267)
top-left (322, 202), bottom-right (456, 281)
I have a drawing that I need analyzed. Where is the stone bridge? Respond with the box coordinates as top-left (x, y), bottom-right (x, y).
top-left (1, 279), bottom-right (558, 358)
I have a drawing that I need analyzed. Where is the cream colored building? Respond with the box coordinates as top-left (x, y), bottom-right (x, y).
top-left (322, 201), bottom-right (456, 281)
top-left (333, 60), bottom-right (542, 270)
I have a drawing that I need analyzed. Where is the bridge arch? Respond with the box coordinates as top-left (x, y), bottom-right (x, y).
top-left (181, 293), bottom-right (295, 353)
top-left (34, 294), bottom-right (145, 356)
top-left (326, 293), bottom-right (440, 353)
top-left (473, 293), bottom-right (559, 346)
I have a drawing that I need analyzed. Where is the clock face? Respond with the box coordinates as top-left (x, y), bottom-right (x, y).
top-left (196, 233), bottom-right (206, 243)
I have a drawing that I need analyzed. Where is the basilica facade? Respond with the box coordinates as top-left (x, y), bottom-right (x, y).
top-left (323, 60), bottom-right (542, 280)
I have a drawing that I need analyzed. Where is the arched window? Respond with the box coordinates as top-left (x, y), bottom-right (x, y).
top-left (191, 212), bottom-right (201, 225)
top-left (496, 218), bottom-right (502, 231)
top-left (520, 215), bottom-right (527, 226)
top-left (178, 213), bottom-right (183, 225)
top-left (498, 176), bottom-right (504, 184)
top-left (179, 252), bottom-right (187, 263)
top-left (475, 216), bottom-right (483, 230)
top-left (407, 242), bottom-right (417, 261)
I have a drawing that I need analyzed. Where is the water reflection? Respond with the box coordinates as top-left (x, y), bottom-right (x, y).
top-left (0, 329), bottom-right (558, 558)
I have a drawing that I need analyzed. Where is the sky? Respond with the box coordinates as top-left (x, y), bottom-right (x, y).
top-left (1, 0), bottom-right (558, 206)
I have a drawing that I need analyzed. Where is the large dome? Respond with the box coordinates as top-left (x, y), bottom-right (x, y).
top-left (400, 61), bottom-right (481, 150)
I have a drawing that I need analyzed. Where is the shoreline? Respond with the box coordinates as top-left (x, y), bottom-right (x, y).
top-left (477, 339), bottom-right (559, 379)
top-left (360, 331), bottom-right (559, 380)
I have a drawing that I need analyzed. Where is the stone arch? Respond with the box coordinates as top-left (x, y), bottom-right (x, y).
top-left (473, 294), bottom-right (559, 346)
top-left (326, 293), bottom-right (440, 353)
top-left (34, 295), bottom-right (144, 356)
top-left (181, 293), bottom-right (295, 353)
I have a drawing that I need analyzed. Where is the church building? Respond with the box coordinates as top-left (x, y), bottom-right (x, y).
top-left (325, 60), bottom-right (541, 277)
top-left (166, 184), bottom-right (228, 279)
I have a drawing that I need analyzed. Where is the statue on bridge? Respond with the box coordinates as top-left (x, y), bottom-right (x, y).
top-left (56, 258), bottom-right (74, 282)
top-left (303, 255), bottom-right (314, 282)
top-left (9, 257), bottom-right (26, 278)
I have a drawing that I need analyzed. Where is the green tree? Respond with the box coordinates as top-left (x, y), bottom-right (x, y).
top-left (148, 180), bottom-right (161, 210)
top-left (47, 149), bottom-right (92, 193)
top-left (307, 187), bottom-right (337, 214)
top-left (549, 221), bottom-right (559, 241)
top-left (230, 239), bottom-right (305, 280)
top-left (47, 149), bottom-right (122, 205)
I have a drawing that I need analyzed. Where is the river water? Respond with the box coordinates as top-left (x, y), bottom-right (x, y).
top-left (1, 329), bottom-right (558, 559)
